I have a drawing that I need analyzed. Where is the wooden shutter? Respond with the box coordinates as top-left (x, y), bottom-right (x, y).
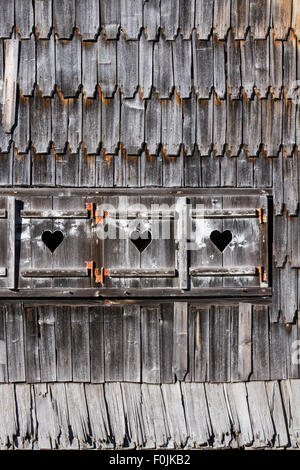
top-left (189, 194), bottom-right (269, 292)
top-left (96, 195), bottom-right (188, 290)
top-left (18, 196), bottom-right (93, 289)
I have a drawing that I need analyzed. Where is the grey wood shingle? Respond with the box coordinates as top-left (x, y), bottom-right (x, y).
top-left (15, 0), bottom-right (34, 38)
top-left (56, 35), bottom-right (81, 97)
top-left (37, 35), bottom-right (55, 97)
top-left (34, 0), bottom-right (52, 39)
top-left (53, 0), bottom-right (75, 39)
top-left (18, 37), bottom-right (35, 96)
top-left (97, 34), bottom-right (116, 98)
top-left (75, 0), bottom-right (99, 40)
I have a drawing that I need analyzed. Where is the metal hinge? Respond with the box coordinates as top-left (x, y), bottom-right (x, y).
top-left (85, 203), bottom-right (108, 224)
top-left (257, 208), bottom-right (267, 224)
top-left (86, 261), bottom-right (109, 283)
top-left (256, 265), bottom-right (268, 284)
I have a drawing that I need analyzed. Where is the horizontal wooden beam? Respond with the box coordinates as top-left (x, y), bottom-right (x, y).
top-left (192, 209), bottom-right (258, 219)
top-left (108, 210), bottom-right (175, 219)
top-left (190, 267), bottom-right (257, 277)
top-left (20, 210), bottom-right (89, 219)
top-left (21, 269), bottom-right (89, 278)
top-left (108, 269), bottom-right (177, 278)
top-left (0, 287), bottom-right (272, 298)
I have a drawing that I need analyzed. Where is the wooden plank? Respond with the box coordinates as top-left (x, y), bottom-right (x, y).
top-left (153, 36), bottom-right (173, 98)
top-left (24, 306), bottom-right (41, 382)
top-left (5, 304), bottom-right (25, 382)
top-left (53, 0), bottom-right (75, 38)
top-left (173, 35), bottom-right (191, 98)
top-left (75, 0), bottom-right (99, 40)
top-left (231, 0), bottom-right (249, 39)
top-left (249, 0), bottom-right (271, 39)
top-left (226, 97), bottom-right (242, 156)
top-left (197, 97), bottom-right (213, 156)
top-left (0, 384), bottom-right (18, 446)
top-left (15, 0), bottom-right (34, 38)
top-left (159, 303), bottom-right (174, 383)
top-left (237, 303), bottom-right (252, 381)
top-left (14, 95), bottom-right (30, 154)
top-left (213, 36), bottom-right (226, 99)
top-left (251, 305), bottom-right (270, 380)
top-left (89, 306), bottom-right (104, 383)
top-left (30, 89), bottom-right (51, 154)
top-left (123, 305), bottom-right (141, 382)
top-left (117, 35), bottom-right (138, 98)
top-left (283, 31), bottom-right (297, 98)
top-left (246, 381), bottom-right (275, 447)
top-left (34, 0), bottom-right (52, 39)
top-left (209, 306), bottom-right (231, 382)
top-left (183, 92), bottom-right (196, 156)
top-left (103, 306), bottom-right (123, 381)
top-left (161, 383), bottom-right (188, 447)
top-left (55, 306), bottom-right (72, 382)
top-left (139, 31), bottom-right (153, 99)
top-left (101, 90), bottom-right (120, 154)
top-left (254, 39), bottom-right (269, 98)
top-left (120, 0), bottom-right (143, 39)
top-left (104, 383), bottom-right (126, 447)
top-left (225, 382), bottom-right (253, 446)
top-left (0, 0), bottom-right (14, 37)
top-left (172, 303), bottom-right (188, 381)
top-left (179, 0), bottom-right (194, 39)
top-left (71, 306), bottom-right (90, 382)
top-left (241, 31), bottom-right (254, 98)
top-left (243, 95), bottom-right (261, 157)
top-left (284, 152), bottom-right (298, 215)
top-left (38, 305), bottom-right (56, 382)
top-left (269, 32), bottom-right (282, 99)
top-left (190, 267), bottom-right (257, 276)
top-left (51, 92), bottom-right (68, 154)
top-left (120, 383), bottom-right (146, 448)
top-left (109, 269), bottom-right (176, 278)
top-left (181, 383), bottom-right (212, 445)
top-left (14, 384), bottom-right (32, 448)
top-left (22, 268), bottom-right (88, 278)
top-left (68, 95), bottom-right (82, 153)
top-left (36, 35), bottom-right (55, 97)
top-left (2, 38), bottom-right (19, 133)
top-left (143, 0), bottom-right (159, 40)
top-left (141, 307), bottom-right (160, 383)
top-left (85, 384), bottom-right (110, 445)
top-left (161, 94), bottom-right (182, 156)
top-left (18, 37), bottom-right (35, 97)
top-left (0, 306), bottom-right (7, 382)
top-left (272, 0), bottom-right (292, 40)
top-left (265, 381), bottom-right (289, 448)
top-left (82, 41), bottom-right (97, 98)
top-left (195, 0), bottom-right (213, 39)
top-left (213, 0), bottom-right (231, 40)
top-left (56, 35), bottom-right (81, 97)
top-left (227, 30), bottom-right (241, 99)
top-left (205, 383), bottom-right (232, 446)
top-left (145, 93), bottom-right (161, 156)
top-left (97, 35), bottom-right (117, 98)
top-left (262, 97), bottom-right (282, 156)
top-left (213, 94), bottom-right (226, 156)
top-left (82, 93), bottom-right (101, 155)
top-left (100, 0), bottom-right (120, 39)
top-left (192, 33), bottom-right (213, 99)
top-left (160, 0), bottom-right (179, 40)
top-left (121, 93), bottom-right (144, 155)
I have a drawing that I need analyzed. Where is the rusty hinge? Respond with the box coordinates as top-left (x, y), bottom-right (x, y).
top-left (257, 208), bottom-right (267, 224)
top-left (85, 203), bottom-right (108, 224)
top-left (256, 265), bottom-right (268, 284)
top-left (86, 261), bottom-right (109, 283)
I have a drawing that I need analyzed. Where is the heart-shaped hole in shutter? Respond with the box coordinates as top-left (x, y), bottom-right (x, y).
top-left (42, 230), bottom-right (64, 253)
top-left (130, 230), bottom-right (152, 253)
top-left (210, 230), bottom-right (232, 252)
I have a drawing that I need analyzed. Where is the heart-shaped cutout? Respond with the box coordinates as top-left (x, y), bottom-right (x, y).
top-left (42, 230), bottom-right (64, 253)
top-left (130, 230), bottom-right (152, 253)
top-left (210, 230), bottom-right (232, 252)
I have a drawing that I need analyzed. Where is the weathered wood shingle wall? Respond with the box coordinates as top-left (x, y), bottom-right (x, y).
top-left (0, 0), bottom-right (299, 380)
top-left (0, 303), bottom-right (299, 384)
